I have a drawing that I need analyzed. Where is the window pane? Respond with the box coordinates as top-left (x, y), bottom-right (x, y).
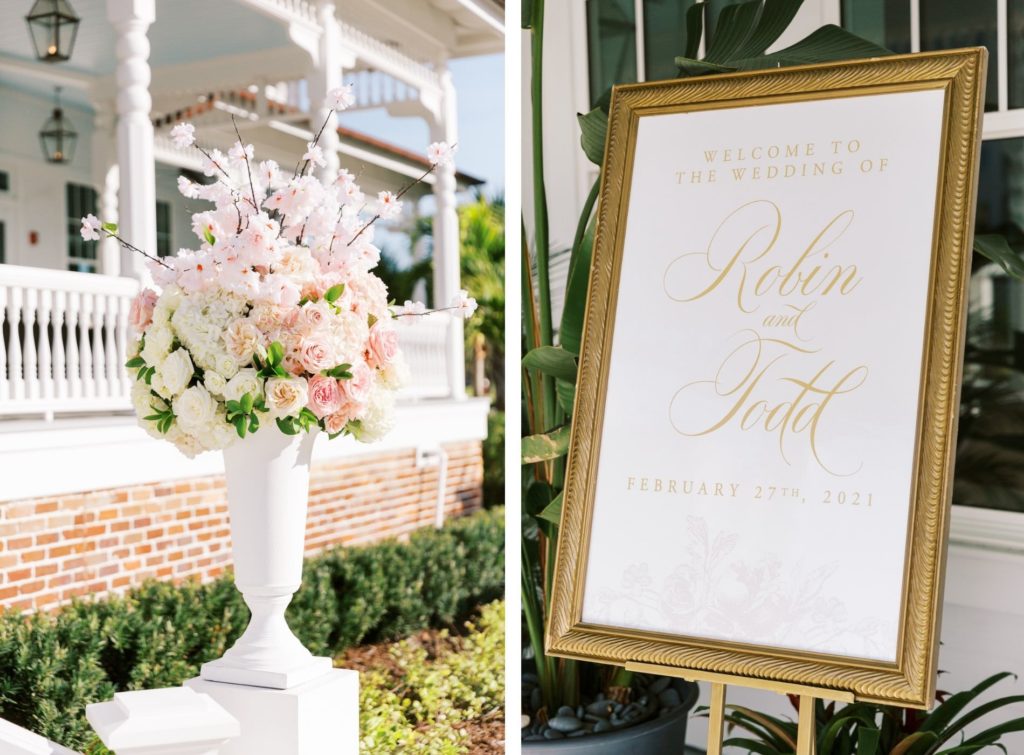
top-left (957, 137), bottom-right (1024, 512)
top-left (156, 201), bottom-right (171, 257)
top-left (1009, 0), bottom-right (1024, 109)
top-left (920, 0), bottom-right (998, 111)
top-left (66, 182), bottom-right (97, 270)
top-left (643, 0), bottom-right (695, 81)
top-left (587, 0), bottom-right (637, 105)
top-left (0, 220), bottom-right (5, 264)
top-left (840, 0), bottom-right (911, 54)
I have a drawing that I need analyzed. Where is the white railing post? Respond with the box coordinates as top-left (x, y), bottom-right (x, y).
top-left (38, 289), bottom-right (53, 401)
top-left (105, 293), bottom-right (120, 398)
top-left (93, 294), bottom-right (108, 396)
top-left (66, 291), bottom-right (81, 399)
top-left (7, 287), bottom-right (24, 400)
top-left (309, 0), bottom-right (342, 183)
top-left (0, 286), bottom-right (8, 401)
top-left (80, 293), bottom-right (94, 398)
top-left (117, 294), bottom-right (131, 396)
top-left (22, 289), bottom-right (38, 400)
top-left (52, 289), bottom-right (67, 400)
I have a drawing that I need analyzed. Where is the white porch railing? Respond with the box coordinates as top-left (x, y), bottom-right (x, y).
top-left (0, 264), bottom-right (139, 417)
top-left (0, 265), bottom-right (453, 418)
top-left (397, 314), bottom-right (453, 400)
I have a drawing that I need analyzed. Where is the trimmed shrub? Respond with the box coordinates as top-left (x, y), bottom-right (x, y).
top-left (0, 508), bottom-right (504, 749)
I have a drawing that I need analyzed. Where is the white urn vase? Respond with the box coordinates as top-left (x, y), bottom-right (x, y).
top-left (200, 428), bottom-right (332, 689)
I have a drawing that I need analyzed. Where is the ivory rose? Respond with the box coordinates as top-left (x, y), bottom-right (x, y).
top-left (129, 289), bottom-right (158, 333)
top-left (157, 348), bottom-right (194, 397)
top-left (265, 376), bottom-right (308, 418)
top-left (223, 368), bottom-right (263, 403)
top-left (174, 384), bottom-right (218, 433)
top-left (223, 318), bottom-right (265, 365)
top-left (307, 374), bottom-right (343, 418)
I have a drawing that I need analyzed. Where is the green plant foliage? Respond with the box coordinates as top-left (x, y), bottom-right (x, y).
top-left (707, 672), bottom-right (1024, 754)
top-left (0, 509), bottom-right (504, 750)
top-left (359, 600), bottom-right (505, 754)
top-left (484, 409), bottom-right (505, 507)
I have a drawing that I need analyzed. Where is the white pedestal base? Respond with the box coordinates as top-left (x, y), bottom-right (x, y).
top-left (200, 653), bottom-right (333, 689)
top-left (185, 669), bottom-right (359, 755)
top-left (85, 687), bottom-right (240, 755)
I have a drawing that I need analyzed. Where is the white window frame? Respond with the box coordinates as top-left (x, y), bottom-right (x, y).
top-left (572, 0), bottom-right (1024, 550)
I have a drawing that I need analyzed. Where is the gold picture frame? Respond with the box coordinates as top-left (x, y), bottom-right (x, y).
top-left (546, 48), bottom-right (987, 709)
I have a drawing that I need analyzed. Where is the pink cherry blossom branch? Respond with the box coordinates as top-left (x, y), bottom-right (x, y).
top-left (103, 229), bottom-right (173, 270)
top-left (231, 115), bottom-right (260, 212)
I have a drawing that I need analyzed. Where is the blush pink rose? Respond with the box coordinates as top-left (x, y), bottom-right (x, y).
top-left (298, 336), bottom-right (337, 373)
top-left (338, 362), bottom-right (372, 405)
top-left (366, 323), bottom-right (399, 368)
top-left (129, 289), bottom-right (158, 333)
top-left (307, 374), bottom-right (343, 418)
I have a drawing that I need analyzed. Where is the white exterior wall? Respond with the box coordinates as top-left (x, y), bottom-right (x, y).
top-left (0, 84), bottom-right (195, 273)
top-left (530, 4), bottom-right (1024, 751)
top-left (0, 86), bottom-right (95, 270)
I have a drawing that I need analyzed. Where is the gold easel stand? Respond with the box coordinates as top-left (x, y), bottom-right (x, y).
top-left (626, 662), bottom-right (856, 755)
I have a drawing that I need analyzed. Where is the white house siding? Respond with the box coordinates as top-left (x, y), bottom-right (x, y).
top-left (0, 86), bottom-right (96, 270)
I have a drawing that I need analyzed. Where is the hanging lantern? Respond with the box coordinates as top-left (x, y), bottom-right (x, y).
top-left (25, 0), bottom-right (80, 63)
top-left (39, 87), bottom-right (77, 164)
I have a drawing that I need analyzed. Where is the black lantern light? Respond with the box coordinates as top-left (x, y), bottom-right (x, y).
top-left (39, 87), bottom-right (77, 164)
top-left (25, 0), bottom-right (80, 63)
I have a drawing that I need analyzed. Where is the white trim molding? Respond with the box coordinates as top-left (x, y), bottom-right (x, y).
top-left (0, 398), bottom-right (489, 502)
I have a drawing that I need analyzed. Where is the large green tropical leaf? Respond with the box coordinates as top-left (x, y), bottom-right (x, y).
top-left (891, 731), bottom-right (941, 755)
top-left (721, 738), bottom-right (783, 755)
top-left (578, 108), bottom-right (609, 166)
top-left (522, 425), bottom-right (571, 464)
top-left (555, 378), bottom-right (576, 415)
top-left (735, 0), bottom-right (805, 59)
top-left (523, 346), bottom-right (578, 382)
top-left (704, 0), bottom-right (763, 62)
top-left (559, 202), bottom-right (598, 355)
top-left (538, 492), bottom-right (563, 525)
top-left (730, 24), bottom-right (891, 69)
top-left (684, 1), bottom-right (706, 59)
top-left (936, 695), bottom-right (1024, 750)
top-left (975, 234), bottom-right (1024, 278)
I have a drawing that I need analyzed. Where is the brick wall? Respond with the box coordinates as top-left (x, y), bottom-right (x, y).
top-left (0, 441), bottom-right (482, 612)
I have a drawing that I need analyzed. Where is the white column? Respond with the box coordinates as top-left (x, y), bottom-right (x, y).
top-left (108, 0), bottom-right (156, 284)
top-left (92, 108), bottom-right (120, 277)
top-left (430, 62), bottom-right (465, 399)
top-left (308, 0), bottom-right (342, 183)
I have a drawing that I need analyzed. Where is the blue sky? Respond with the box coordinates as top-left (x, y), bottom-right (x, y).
top-left (339, 53), bottom-right (505, 197)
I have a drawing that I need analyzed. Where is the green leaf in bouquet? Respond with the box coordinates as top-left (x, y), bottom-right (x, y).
top-left (324, 364), bottom-right (353, 379)
top-left (249, 414), bottom-right (259, 433)
top-left (276, 416), bottom-right (299, 435)
top-left (522, 425), bottom-right (571, 464)
top-left (522, 346), bottom-right (577, 382)
top-left (125, 356), bottom-right (145, 369)
top-left (102, 222), bottom-right (118, 234)
top-left (367, 313), bottom-right (378, 328)
top-left (324, 284), bottom-right (345, 303)
top-left (203, 228), bottom-right (216, 246)
top-left (233, 414), bottom-right (247, 438)
top-left (267, 341), bottom-right (284, 366)
top-left (240, 393), bottom-right (254, 414)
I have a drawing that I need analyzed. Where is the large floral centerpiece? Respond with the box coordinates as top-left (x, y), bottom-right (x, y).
top-left (82, 86), bottom-right (474, 458)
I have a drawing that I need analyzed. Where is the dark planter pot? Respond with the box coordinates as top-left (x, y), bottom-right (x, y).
top-left (522, 680), bottom-right (699, 754)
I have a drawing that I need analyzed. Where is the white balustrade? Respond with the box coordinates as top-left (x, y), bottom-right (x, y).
top-left (0, 265), bottom-right (140, 418)
top-left (398, 313), bottom-right (453, 401)
top-left (0, 265), bottom-right (455, 417)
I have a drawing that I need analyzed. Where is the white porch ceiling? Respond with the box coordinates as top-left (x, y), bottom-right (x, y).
top-left (0, 0), bottom-right (503, 109)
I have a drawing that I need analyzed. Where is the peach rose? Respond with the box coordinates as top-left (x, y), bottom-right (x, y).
top-left (307, 374), bottom-right (343, 418)
top-left (129, 289), bottom-right (158, 333)
top-left (338, 362), bottom-right (372, 405)
top-left (366, 323), bottom-right (399, 369)
top-left (323, 404), bottom-right (358, 435)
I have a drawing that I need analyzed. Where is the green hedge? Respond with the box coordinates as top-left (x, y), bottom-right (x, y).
top-left (0, 508), bottom-right (504, 749)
